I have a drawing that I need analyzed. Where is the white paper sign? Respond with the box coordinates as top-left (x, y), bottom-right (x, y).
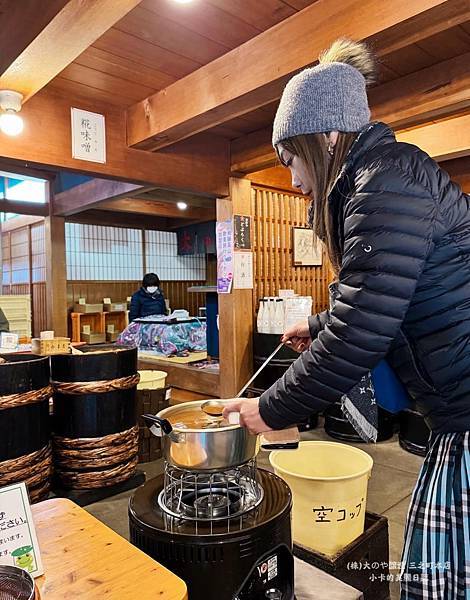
top-left (233, 252), bottom-right (254, 289)
top-left (283, 296), bottom-right (313, 330)
top-left (0, 332), bottom-right (18, 349)
top-left (71, 108), bottom-right (106, 163)
top-left (0, 482), bottom-right (43, 577)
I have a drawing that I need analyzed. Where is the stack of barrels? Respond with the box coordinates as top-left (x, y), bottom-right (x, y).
top-left (51, 346), bottom-right (140, 490)
top-left (0, 354), bottom-right (52, 502)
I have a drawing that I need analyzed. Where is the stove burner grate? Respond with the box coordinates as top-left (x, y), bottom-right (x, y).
top-left (158, 459), bottom-right (264, 521)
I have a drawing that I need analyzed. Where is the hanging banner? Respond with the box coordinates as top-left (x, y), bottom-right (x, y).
top-left (0, 482), bottom-right (44, 577)
top-left (216, 220), bottom-right (234, 294)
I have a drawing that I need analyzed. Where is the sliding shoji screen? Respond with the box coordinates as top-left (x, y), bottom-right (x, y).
top-left (65, 223), bottom-right (143, 280)
top-left (31, 222), bottom-right (45, 283)
top-left (145, 230), bottom-right (205, 281)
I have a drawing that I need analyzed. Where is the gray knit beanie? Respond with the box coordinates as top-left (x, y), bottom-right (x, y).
top-left (272, 39), bottom-right (376, 146)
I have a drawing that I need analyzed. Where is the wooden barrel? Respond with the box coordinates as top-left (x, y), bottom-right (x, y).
top-left (0, 354), bottom-right (52, 503)
top-left (399, 408), bottom-right (430, 456)
top-left (50, 345), bottom-right (140, 490)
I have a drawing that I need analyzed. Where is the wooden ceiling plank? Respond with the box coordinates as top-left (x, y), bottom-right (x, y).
top-left (47, 77), bottom-right (135, 108)
top-left (59, 62), bottom-right (157, 103)
top-left (204, 0), bottom-right (296, 30)
top-left (113, 6), bottom-right (229, 65)
top-left (0, 0), bottom-right (143, 101)
top-left (137, 189), bottom-right (215, 209)
top-left (127, 0), bottom-right (454, 150)
top-left (53, 179), bottom-right (147, 217)
top-left (396, 114), bottom-right (470, 161)
top-left (232, 52), bottom-right (470, 172)
top-left (75, 47), bottom-right (176, 91)
top-left (93, 28), bottom-right (202, 79)
top-left (415, 24), bottom-right (470, 60)
top-left (281, 0), bottom-right (318, 9)
top-left (380, 44), bottom-right (437, 77)
top-left (140, 0), bottom-right (260, 48)
top-left (0, 88), bottom-right (229, 197)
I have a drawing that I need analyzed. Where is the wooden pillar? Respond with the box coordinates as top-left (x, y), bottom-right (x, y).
top-left (218, 177), bottom-right (254, 398)
top-left (44, 215), bottom-right (67, 336)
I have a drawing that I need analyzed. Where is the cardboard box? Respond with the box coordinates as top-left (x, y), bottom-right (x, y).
top-left (81, 332), bottom-right (106, 344)
top-left (74, 303), bottom-right (103, 314)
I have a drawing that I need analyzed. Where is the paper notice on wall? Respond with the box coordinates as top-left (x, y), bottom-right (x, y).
top-left (233, 252), bottom-right (253, 289)
top-left (216, 220), bottom-right (234, 294)
top-left (283, 296), bottom-right (313, 330)
top-left (0, 482), bottom-right (44, 577)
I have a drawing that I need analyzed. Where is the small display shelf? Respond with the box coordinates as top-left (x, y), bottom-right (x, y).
top-left (70, 311), bottom-right (128, 343)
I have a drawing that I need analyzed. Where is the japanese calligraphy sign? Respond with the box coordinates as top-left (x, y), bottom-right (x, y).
top-left (71, 108), bottom-right (106, 163)
top-left (233, 251), bottom-right (253, 289)
top-left (234, 215), bottom-right (251, 250)
top-left (0, 482), bottom-right (43, 577)
top-left (216, 220), bottom-right (234, 294)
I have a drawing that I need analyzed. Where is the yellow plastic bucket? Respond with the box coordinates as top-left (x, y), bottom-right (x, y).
top-left (137, 370), bottom-right (167, 390)
top-left (269, 441), bottom-right (373, 556)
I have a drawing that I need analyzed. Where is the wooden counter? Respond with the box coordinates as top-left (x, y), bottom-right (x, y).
top-left (33, 498), bottom-right (187, 600)
top-left (138, 357), bottom-right (219, 397)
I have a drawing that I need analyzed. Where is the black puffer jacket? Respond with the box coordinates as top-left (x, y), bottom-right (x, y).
top-left (259, 122), bottom-right (470, 434)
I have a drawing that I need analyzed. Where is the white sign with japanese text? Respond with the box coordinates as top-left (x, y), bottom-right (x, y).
top-left (71, 108), bottom-right (106, 163)
top-left (0, 482), bottom-right (43, 577)
top-left (233, 251), bottom-right (253, 289)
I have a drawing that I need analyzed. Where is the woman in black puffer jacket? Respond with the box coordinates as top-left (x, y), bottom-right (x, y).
top-left (224, 40), bottom-right (470, 599)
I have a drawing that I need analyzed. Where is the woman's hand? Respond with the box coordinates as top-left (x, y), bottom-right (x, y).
top-left (222, 398), bottom-right (272, 434)
top-left (282, 319), bottom-right (311, 353)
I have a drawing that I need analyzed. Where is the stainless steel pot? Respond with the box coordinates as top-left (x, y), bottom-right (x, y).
top-left (143, 399), bottom-right (298, 471)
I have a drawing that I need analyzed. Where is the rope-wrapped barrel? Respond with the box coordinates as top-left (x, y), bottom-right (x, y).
top-left (0, 354), bottom-right (52, 503)
top-left (51, 345), bottom-right (140, 490)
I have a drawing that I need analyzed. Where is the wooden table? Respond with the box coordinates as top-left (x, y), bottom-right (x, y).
top-left (32, 498), bottom-right (187, 599)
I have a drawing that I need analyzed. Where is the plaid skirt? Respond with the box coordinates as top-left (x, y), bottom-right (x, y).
top-left (400, 431), bottom-right (470, 599)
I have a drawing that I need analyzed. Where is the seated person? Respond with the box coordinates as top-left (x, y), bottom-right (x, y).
top-left (130, 273), bottom-right (166, 321)
top-left (0, 307), bottom-right (9, 332)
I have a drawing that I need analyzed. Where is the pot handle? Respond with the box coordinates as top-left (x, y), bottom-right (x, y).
top-left (260, 427), bottom-right (300, 450)
top-left (142, 414), bottom-right (173, 437)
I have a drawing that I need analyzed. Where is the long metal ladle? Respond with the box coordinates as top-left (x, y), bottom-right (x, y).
top-left (201, 342), bottom-right (284, 418)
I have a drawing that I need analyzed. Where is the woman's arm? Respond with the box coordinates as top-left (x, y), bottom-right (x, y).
top-left (259, 162), bottom-right (438, 429)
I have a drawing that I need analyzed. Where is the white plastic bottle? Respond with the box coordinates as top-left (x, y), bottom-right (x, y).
top-left (257, 299), bottom-right (266, 333)
top-left (273, 298), bottom-right (285, 334)
top-left (261, 297), bottom-right (272, 334)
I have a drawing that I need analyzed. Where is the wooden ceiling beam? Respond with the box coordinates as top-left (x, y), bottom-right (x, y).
top-left (232, 52), bottom-right (470, 173)
top-left (96, 198), bottom-right (216, 221)
top-left (0, 0), bottom-right (142, 101)
top-left (0, 88), bottom-right (229, 197)
top-left (441, 156), bottom-right (470, 193)
top-left (0, 199), bottom-right (49, 217)
top-left (127, 0), bottom-right (456, 151)
top-left (67, 210), bottom-right (169, 231)
top-left (53, 178), bottom-right (147, 217)
top-left (396, 114), bottom-right (470, 162)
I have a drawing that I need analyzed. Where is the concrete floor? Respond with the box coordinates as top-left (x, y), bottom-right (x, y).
top-left (86, 425), bottom-right (424, 600)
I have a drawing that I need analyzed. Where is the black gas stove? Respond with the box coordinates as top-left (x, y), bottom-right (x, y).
top-left (129, 463), bottom-right (294, 600)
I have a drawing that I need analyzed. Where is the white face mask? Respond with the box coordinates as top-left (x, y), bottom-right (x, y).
top-left (146, 286), bottom-right (158, 293)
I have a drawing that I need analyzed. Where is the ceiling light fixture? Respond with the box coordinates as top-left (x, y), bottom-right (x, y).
top-left (177, 201), bottom-right (188, 210)
top-left (173, 0), bottom-right (193, 4)
top-left (0, 90), bottom-right (24, 136)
